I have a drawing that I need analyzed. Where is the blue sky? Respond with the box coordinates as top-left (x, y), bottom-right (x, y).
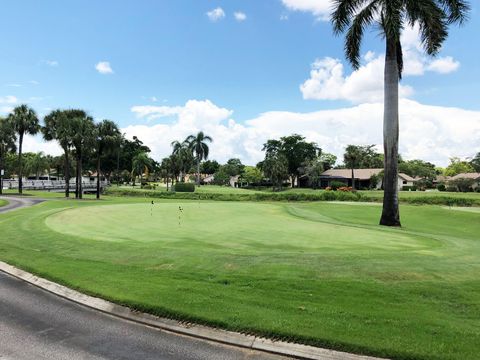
top-left (1, 1), bottom-right (479, 166)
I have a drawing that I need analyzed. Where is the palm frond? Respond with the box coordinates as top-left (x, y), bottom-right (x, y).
top-left (438, 0), bottom-right (470, 24)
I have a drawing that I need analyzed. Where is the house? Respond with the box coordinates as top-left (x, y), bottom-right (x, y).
top-left (449, 173), bottom-right (480, 190)
top-left (318, 168), bottom-right (416, 191)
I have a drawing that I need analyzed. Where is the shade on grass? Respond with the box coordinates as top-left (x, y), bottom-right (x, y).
top-left (0, 198), bottom-right (479, 360)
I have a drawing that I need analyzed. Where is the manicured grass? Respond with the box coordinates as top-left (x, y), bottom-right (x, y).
top-left (0, 199), bottom-right (8, 207)
top-left (0, 197), bottom-right (479, 360)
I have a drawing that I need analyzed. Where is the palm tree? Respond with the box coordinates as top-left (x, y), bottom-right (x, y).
top-left (43, 110), bottom-right (75, 197)
top-left (332, 0), bottom-right (469, 226)
top-left (132, 152), bottom-right (152, 188)
top-left (68, 110), bottom-right (95, 199)
top-left (0, 117), bottom-right (17, 195)
top-left (171, 140), bottom-right (193, 182)
top-left (344, 145), bottom-right (362, 190)
top-left (24, 152), bottom-right (48, 180)
top-left (95, 120), bottom-right (121, 199)
top-left (185, 131), bottom-right (212, 185)
top-left (8, 105), bottom-right (40, 194)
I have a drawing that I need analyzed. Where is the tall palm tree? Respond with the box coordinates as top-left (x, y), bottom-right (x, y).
top-left (68, 110), bottom-right (95, 199)
top-left (8, 105), bottom-right (40, 194)
top-left (0, 117), bottom-right (17, 195)
top-left (332, 0), bottom-right (469, 226)
top-left (43, 110), bottom-right (75, 197)
top-left (95, 120), bottom-right (121, 199)
top-left (185, 131), bottom-right (212, 185)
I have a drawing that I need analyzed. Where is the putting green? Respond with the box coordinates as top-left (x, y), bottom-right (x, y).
top-left (46, 202), bottom-right (428, 252)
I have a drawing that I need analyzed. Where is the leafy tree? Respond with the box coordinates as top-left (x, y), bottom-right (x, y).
top-left (241, 166), bottom-right (263, 185)
top-left (8, 105), bottom-right (40, 194)
top-left (43, 109), bottom-right (75, 197)
top-left (0, 117), bottom-right (16, 194)
top-left (399, 159), bottom-right (436, 183)
top-left (332, 0), bottom-right (470, 226)
top-left (185, 131), bottom-right (212, 185)
top-left (319, 152), bottom-right (337, 171)
top-left (200, 160), bottom-right (220, 175)
top-left (132, 152), bottom-right (153, 187)
top-left (262, 153), bottom-right (289, 192)
top-left (445, 157), bottom-right (475, 176)
top-left (301, 157), bottom-right (324, 189)
top-left (470, 152), bottom-right (480, 172)
top-left (263, 134), bottom-right (319, 187)
top-left (94, 120), bottom-right (121, 199)
top-left (224, 158), bottom-right (245, 177)
top-left (213, 165), bottom-right (231, 186)
top-left (69, 110), bottom-right (95, 199)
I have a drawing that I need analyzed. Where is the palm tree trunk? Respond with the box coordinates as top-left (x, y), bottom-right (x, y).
top-left (18, 133), bottom-right (23, 194)
top-left (78, 151), bottom-right (83, 199)
top-left (64, 150), bottom-right (70, 198)
top-left (96, 154), bottom-right (101, 199)
top-left (351, 167), bottom-right (355, 190)
top-left (380, 37), bottom-right (401, 226)
top-left (196, 155), bottom-right (200, 185)
top-left (0, 147), bottom-right (4, 195)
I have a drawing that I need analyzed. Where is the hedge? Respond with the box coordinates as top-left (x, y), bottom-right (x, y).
top-left (174, 182), bottom-right (195, 192)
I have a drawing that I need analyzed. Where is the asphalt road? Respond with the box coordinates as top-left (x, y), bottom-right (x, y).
top-left (0, 197), bottom-right (289, 360)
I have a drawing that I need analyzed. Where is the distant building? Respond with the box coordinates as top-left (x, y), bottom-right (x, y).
top-left (317, 168), bottom-right (416, 190)
top-left (449, 173), bottom-right (480, 190)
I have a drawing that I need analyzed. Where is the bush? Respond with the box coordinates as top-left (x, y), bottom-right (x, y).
top-left (174, 182), bottom-right (195, 192)
top-left (402, 186), bottom-right (417, 191)
top-left (330, 181), bottom-right (347, 191)
top-left (437, 184), bottom-right (446, 192)
top-left (338, 186), bottom-right (353, 192)
top-left (446, 186), bottom-right (457, 192)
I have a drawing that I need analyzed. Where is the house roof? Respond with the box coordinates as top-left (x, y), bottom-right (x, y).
top-left (321, 168), bottom-right (415, 182)
top-left (398, 173), bottom-right (416, 182)
top-left (321, 168), bottom-right (382, 180)
top-left (450, 172), bottom-right (480, 180)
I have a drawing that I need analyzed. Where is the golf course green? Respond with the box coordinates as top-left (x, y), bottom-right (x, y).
top-left (1, 197), bottom-right (479, 360)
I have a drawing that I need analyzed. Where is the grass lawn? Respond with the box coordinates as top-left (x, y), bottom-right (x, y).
top-left (0, 199), bottom-right (8, 207)
top-left (0, 197), bottom-right (479, 360)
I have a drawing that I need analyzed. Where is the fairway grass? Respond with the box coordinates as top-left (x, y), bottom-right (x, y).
top-left (1, 198), bottom-right (479, 360)
top-left (0, 199), bottom-right (7, 207)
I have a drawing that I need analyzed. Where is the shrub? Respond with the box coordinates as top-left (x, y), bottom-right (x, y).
top-left (174, 182), bottom-right (195, 192)
top-left (436, 184), bottom-right (446, 192)
top-left (330, 181), bottom-right (347, 190)
top-left (402, 186), bottom-right (417, 191)
top-left (446, 186), bottom-right (457, 192)
top-left (338, 186), bottom-right (353, 192)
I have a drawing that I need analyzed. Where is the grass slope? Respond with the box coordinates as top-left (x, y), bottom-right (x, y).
top-left (0, 198), bottom-right (479, 360)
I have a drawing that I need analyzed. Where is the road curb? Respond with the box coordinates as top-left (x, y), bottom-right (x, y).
top-left (0, 261), bottom-right (387, 360)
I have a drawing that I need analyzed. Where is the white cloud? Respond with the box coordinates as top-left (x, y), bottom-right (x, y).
top-left (280, 14), bottom-right (289, 21)
top-left (23, 134), bottom-right (62, 156)
top-left (0, 95), bottom-right (18, 104)
top-left (427, 56), bottom-right (460, 74)
top-left (124, 98), bottom-right (480, 167)
top-left (151, 96), bottom-right (158, 102)
top-left (300, 56), bottom-right (414, 103)
top-left (29, 80), bottom-right (40, 85)
top-left (281, 0), bottom-right (333, 20)
top-left (95, 61), bottom-right (114, 74)
top-left (234, 12), bottom-right (247, 22)
top-left (6, 84), bottom-right (22, 88)
top-left (300, 25), bottom-right (460, 103)
top-left (207, 7), bottom-right (226, 22)
top-left (44, 60), bottom-right (59, 67)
